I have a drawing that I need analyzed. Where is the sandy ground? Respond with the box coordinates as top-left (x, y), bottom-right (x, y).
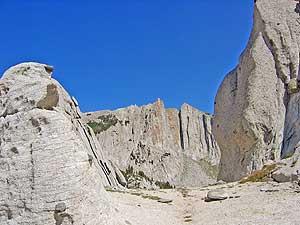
top-left (107, 181), bottom-right (300, 225)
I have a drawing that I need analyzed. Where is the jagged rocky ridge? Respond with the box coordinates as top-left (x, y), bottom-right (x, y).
top-left (214, 0), bottom-right (300, 181)
top-left (2, 1), bottom-right (300, 224)
top-left (0, 63), bottom-right (125, 225)
top-left (83, 99), bottom-right (220, 188)
top-left (0, 62), bottom-right (220, 224)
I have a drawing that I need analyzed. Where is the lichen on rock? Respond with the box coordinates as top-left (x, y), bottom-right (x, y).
top-left (37, 84), bottom-right (59, 110)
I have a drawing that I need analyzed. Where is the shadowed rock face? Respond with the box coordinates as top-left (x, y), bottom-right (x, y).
top-left (83, 99), bottom-right (220, 188)
top-left (214, 0), bottom-right (300, 181)
top-left (0, 63), bottom-right (124, 225)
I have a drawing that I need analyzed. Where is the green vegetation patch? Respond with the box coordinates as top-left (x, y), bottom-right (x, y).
top-left (87, 114), bottom-right (121, 134)
top-left (154, 181), bottom-right (174, 189)
top-left (121, 166), bottom-right (134, 181)
top-left (122, 166), bottom-right (153, 183)
top-left (292, 159), bottom-right (298, 167)
top-left (130, 192), bottom-right (142, 196)
top-left (105, 187), bottom-right (125, 194)
top-left (121, 166), bottom-right (154, 188)
top-left (283, 152), bottom-right (294, 159)
top-left (141, 194), bottom-right (161, 201)
top-left (239, 164), bottom-right (278, 184)
top-left (121, 166), bottom-right (175, 189)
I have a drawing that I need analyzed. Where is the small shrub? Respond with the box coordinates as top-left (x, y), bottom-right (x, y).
top-left (105, 187), bottom-right (125, 194)
top-left (283, 153), bottom-right (294, 159)
top-left (154, 181), bottom-right (174, 189)
top-left (239, 164), bottom-right (277, 184)
top-left (121, 166), bottom-right (175, 189)
top-left (291, 160), bottom-right (297, 167)
top-left (130, 192), bottom-right (142, 196)
top-left (121, 167), bottom-right (155, 188)
top-left (121, 166), bottom-right (134, 181)
top-left (141, 194), bottom-right (161, 201)
top-left (87, 114), bottom-right (121, 134)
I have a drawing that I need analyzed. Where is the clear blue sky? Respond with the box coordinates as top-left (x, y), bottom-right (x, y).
top-left (0, 0), bottom-right (253, 113)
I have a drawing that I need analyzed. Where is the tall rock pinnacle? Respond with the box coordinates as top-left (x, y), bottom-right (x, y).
top-left (213, 0), bottom-right (300, 181)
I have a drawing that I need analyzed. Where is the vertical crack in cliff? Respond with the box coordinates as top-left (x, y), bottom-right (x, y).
top-left (29, 143), bottom-right (35, 218)
top-left (186, 116), bottom-right (190, 148)
top-left (260, 14), bottom-right (300, 157)
top-left (261, 25), bottom-right (293, 157)
top-left (77, 120), bottom-right (112, 186)
top-left (178, 110), bottom-right (184, 150)
top-left (202, 115), bottom-right (210, 154)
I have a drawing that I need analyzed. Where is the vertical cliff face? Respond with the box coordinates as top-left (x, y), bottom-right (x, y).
top-left (214, 0), bottom-right (300, 181)
top-left (83, 100), bottom-right (220, 188)
top-left (181, 103), bottom-right (219, 165)
top-left (0, 63), bottom-right (123, 225)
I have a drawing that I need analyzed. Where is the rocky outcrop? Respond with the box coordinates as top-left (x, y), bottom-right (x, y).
top-left (181, 103), bottom-right (219, 165)
top-left (83, 99), bottom-right (220, 188)
top-left (214, 0), bottom-right (300, 181)
top-left (0, 63), bottom-right (124, 224)
top-left (272, 149), bottom-right (300, 183)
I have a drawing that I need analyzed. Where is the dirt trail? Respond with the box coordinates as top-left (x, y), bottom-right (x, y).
top-left (107, 182), bottom-right (300, 225)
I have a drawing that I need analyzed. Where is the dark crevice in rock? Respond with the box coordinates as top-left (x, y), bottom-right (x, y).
top-left (88, 154), bottom-right (93, 166)
top-left (10, 147), bottom-right (18, 154)
top-left (2, 204), bottom-right (13, 220)
top-left (186, 116), bottom-right (190, 147)
top-left (30, 154), bottom-right (35, 190)
top-left (178, 110), bottom-right (184, 150)
top-left (29, 142), bottom-right (35, 214)
top-left (261, 31), bottom-right (285, 83)
top-left (1, 108), bottom-right (19, 118)
top-left (104, 162), bottom-right (111, 174)
top-left (202, 115), bottom-right (210, 151)
top-left (77, 120), bottom-right (113, 186)
top-left (230, 70), bottom-right (238, 96)
top-left (21, 200), bottom-right (32, 213)
top-left (295, 2), bottom-right (300, 15)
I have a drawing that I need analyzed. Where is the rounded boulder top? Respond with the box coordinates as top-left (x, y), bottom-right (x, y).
top-left (2, 62), bottom-right (54, 80)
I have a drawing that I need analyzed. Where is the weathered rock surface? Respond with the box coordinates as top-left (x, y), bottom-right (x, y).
top-left (214, 0), bottom-right (300, 181)
top-left (0, 63), bottom-right (124, 224)
top-left (83, 99), bottom-right (220, 188)
top-left (272, 150), bottom-right (300, 183)
top-left (205, 189), bottom-right (228, 202)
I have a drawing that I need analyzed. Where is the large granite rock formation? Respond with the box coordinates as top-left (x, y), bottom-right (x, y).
top-left (83, 99), bottom-right (220, 188)
top-left (0, 63), bottom-right (124, 224)
top-left (214, 0), bottom-right (300, 181)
